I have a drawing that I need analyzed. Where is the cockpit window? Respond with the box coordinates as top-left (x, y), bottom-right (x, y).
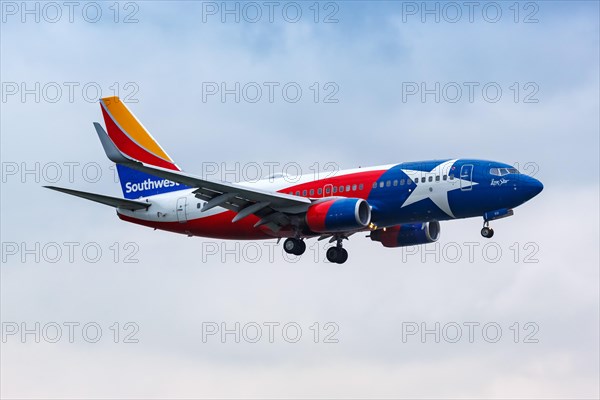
top-left (490, 167), bottom-right (519, 176)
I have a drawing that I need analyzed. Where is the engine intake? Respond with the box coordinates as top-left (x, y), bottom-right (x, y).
top-left (370, 221), bottom-right (440, 247)
top-left (306, 198), bottom-right (371, 233)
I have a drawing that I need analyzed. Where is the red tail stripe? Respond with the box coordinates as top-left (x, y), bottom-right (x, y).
top-left (101, 107), bottom-right (179, 171)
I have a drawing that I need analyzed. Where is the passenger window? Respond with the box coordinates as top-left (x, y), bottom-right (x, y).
top-left (295, 191), bottom-right (300, 195)
top-left (449, 174), bottom-right (454, 180)
top-left (393, 180), bottom-right (398, 186)
top-left (435, 176), bottom-right (440, 182)
top-left (421, 177), bottom-right (426, 183)
top-left (309, 189), bottom-right (314, 196)
top-left (443, 175), bottom-right (447, 181)
top-left (428, 176), bottom-right (433, 182)
top-left (400, 179), bottom-right (405, 185)
top-left (386, 180), bottom-right (391, 187)
top-left (340, 186), bottom-right (344, 193)
top-left (359, 183), bottom-right (364, 190)
top-left (333, 187), bottom-right (337, 193)
top-left (197, 203), bottom-right (201, 209)
top-left (346, 185), bottom-right (351, 192)
top-left (372, 182), bottom-right (377, 189)
top-left (379, 181), bottom-right (384, 188)
top-left (318, 188), bottom-right (323, 195)
top-left (325, 187), bottom-right (330, 194)
top-left (352, 184), bottom-right (357, 191)
top-left (302, 190), bottom-right (307, 196)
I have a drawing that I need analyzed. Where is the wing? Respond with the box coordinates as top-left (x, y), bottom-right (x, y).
top-left (94, 123), bottom-right (311, 231)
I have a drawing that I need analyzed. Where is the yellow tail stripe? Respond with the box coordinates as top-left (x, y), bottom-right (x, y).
top-left (101, 96), bottom-right (173, 162)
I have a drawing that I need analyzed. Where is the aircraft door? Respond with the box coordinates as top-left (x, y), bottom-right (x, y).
top-left (176, 197), bottom-right (188, 223)
top-left (460, 164), bottom-right (474, 191)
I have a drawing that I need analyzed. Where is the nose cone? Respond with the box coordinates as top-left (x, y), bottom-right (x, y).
top-left (523, 176), bottom-right (544, 200)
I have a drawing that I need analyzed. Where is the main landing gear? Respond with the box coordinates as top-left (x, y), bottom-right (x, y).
top-left (481, 221), bottom-right (495, 238)
top-left (283, 238), bottom-right (306, 256)
top-left (283, 236), bottom-right (349, 264)
top-left (326, 237), bottom-right (348, 264)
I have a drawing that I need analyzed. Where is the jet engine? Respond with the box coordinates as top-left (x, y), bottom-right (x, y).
top-left (370, 221), bottom-right (440, 247)
top-left (305, 198), bottom-right (371, 233)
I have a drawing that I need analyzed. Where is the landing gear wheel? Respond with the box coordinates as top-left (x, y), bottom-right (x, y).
top-left (326, 247), bottom-right (339, 263)
top-left (481, 227), bottom-right (494, 238)
top-left (326, 247), bottom-right (348, 264)
top-left (295, 239), bottom-right (306, 255)
top-left (337, 248), bottom-right (348, 264)
top-left (283, 238), bottom-right (306, 255)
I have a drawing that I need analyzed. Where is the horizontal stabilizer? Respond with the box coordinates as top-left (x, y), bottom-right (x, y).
top-left (44, 186), bottom-right (150, 211)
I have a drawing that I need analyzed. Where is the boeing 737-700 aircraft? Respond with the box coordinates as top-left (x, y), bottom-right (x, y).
top-left (46, 97), bottom-right (544, 264)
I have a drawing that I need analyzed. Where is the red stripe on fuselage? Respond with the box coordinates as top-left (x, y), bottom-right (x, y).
top-left (279, 169), bottom-right (388, 200)
top-left (118, 211), bottom-right (277, 240)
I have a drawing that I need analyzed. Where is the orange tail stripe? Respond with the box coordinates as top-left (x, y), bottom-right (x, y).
top-left (101, 97), bottom-right (173, 162)
top-left (101, 106), bottom-right (180, 171)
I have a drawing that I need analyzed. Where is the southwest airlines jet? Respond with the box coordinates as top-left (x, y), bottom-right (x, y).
top-left (45, 97), bottom-right (543, 264)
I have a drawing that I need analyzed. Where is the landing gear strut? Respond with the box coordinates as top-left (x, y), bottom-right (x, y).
top-left (283, 238), bottom-right (306, 256)
top-left (326, 237), bottom-right (348, 264)
top-left (481, 221), bottom-right (494, 238)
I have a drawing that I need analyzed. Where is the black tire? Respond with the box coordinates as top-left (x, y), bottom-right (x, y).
top-left (326, 247), bottom-right (339, 263)
top-left (336, 248), bottom-right (348, 264)
top-left (283, 238), bottom-right (297, 254)
top-left (481, 227), bottom-right (491, 238)
top-left (293, 240), bottom-right (306, 256)
top-left (488, 228), bottom-right (495, 238)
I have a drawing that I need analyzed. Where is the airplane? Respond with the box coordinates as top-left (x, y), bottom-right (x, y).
top-left (45, 96), bottom-right (544, 264)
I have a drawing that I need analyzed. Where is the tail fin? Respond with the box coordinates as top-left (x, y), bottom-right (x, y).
top-left (99, 97), bottom-right (188, 199)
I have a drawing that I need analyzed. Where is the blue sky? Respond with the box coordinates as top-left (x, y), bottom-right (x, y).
top-left (1, 1), bottom-right (599, 398)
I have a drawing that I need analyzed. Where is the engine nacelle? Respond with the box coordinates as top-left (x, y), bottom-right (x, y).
top-left (370, 221), bottom-right (440, 248)
top-left (305, 198), bottom-right (371, 233)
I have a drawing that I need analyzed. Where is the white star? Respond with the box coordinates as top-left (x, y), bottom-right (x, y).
top-left (400, 159), bottom-right (477, 218)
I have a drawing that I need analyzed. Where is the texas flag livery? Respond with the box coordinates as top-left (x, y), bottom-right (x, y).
top-left (45, 97), bottom-right (543, 264)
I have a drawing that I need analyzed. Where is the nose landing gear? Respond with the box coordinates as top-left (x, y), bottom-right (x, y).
top-left (481, 222), bottom-right (495, 238)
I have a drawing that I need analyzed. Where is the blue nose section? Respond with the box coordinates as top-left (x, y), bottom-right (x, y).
top-left (523, 176), bottom-right (544, 199)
